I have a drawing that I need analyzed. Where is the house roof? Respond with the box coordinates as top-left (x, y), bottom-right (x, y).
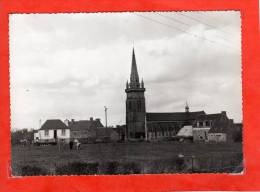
top-left (40, 119), bottom-right (68, 130)
top-left (177, 125), bottom-right (193, 137)
top-left (70, 120), bottom-right (103, 131)
top-left (146, 111), bottom-right (205, 122)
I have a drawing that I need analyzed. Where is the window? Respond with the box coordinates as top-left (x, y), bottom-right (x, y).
top-left (205, 121), bottom-right (210, 126)
top-left (199, 121), bottom-right (203, 127)
top-left (62, 129), bottom-right (66, 136)
top-left (44, 130), bottom-right (49, 136)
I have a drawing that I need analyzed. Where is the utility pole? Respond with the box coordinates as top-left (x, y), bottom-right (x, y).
top-left (104, 106), bottom-right (108, 128)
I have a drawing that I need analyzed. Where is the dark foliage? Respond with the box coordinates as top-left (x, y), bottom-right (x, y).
top-left (120, 162), bottom-right (141, 174)
top-left (102, 161), bottom-right (120, 175)
top-left (11, 129), bottom-right (34, 145)
top-left (55, 162), bottom-right (99, 175)
top-left (21, 165), bottom-right (48, 176)
top-left (175, 157), bottom-right (185, 172)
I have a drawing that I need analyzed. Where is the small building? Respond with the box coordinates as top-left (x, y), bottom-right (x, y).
top-left (69, 118), bottom-right (103, 143)
top-left (34, 119), bottom-right (70, 144)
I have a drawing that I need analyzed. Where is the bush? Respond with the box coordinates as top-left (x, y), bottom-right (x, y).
top-left (175, 157), bottom-right (185, 172)
top-left (86, 162), bottom-right (99, 174)
top-left (55, 162), bottom-right (99, 175)
top-left (21, 165), bottom-right (48, 176)
top-left (120, 162), bottom-right (141, 174)
top-left (100, 161), bottom-right (120, 175)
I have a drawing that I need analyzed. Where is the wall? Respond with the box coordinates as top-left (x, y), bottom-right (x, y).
top-left (193, 127), bottom-right (210, 142)
top-left (147, 130), bottom-right (175, 140)
top-left (37, 129), bottom-right (70, 140)
top-left (38, 129), bottom-right (54, 140)
top-left (208, 133), bottom-right (227, 142)
top-left (57, 129), bottom-right (70, 139)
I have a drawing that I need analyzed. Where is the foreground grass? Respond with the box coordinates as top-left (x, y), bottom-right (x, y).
top-left (11, 142), bottom-right (243, 175)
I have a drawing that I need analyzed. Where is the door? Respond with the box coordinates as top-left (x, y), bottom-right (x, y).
top-left (54, 130), bottom-right (57, 139)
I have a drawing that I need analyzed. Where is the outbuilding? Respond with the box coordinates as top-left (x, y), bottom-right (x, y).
top-left (34, 119), bottom-right (70, 144)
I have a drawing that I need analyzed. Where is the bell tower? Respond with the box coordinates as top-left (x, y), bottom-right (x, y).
top-left (125, 48), bottom-right (146, 140)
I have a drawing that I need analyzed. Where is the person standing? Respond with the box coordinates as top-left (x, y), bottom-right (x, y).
top-left (69, 139), bottom-right (73, 150)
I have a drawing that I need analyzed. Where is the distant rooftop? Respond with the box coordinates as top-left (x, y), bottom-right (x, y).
top-left (146, 111), bottom-right (206, 122)
top-left (40, 119), bottom-right (68, 130)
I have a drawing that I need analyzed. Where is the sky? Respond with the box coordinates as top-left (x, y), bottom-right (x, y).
top-left (9, 11), bottom-right (242, 130)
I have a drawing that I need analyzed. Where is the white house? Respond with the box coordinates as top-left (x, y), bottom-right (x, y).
top-left (34, 119), bottom-right (70, 144)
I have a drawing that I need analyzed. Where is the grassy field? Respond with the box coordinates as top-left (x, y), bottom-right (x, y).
top-left (11, 142), bottom-right (243, 175)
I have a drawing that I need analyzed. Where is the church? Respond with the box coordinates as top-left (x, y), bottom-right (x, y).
top-left (125, 49), bottom-right (238, 142)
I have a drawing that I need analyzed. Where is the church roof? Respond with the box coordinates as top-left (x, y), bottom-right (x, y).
top-left (196, 113), bottom-right (223, 121)
top-left (40, 119), bottom-right (68, 130)
top-left (146, 111), bottom-right (205, 122)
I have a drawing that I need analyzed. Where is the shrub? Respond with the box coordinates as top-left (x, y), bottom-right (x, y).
top-left (21, 165), bottom-right (48, 176)
top-left (86, 162), bottom-right (99, 174)
top-left (120, 162), bottom-right (141, 174)
top-left (101, 161), bottom-right (120, 175)
top-left (55, 162), bottom-right (99, 175)
top-left (175, 157), bottom-right (185, 172)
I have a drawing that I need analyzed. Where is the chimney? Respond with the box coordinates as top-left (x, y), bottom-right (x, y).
top-left (71, 119), bottom-right (75, 124)
top-left (90, 117), bottom-right (93, 121)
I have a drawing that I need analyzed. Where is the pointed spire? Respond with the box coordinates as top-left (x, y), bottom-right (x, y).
top-left (130, 48), bottom-right (140, 86)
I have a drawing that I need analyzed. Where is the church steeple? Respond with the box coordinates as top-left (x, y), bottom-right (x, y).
top-left (125, 48), bottom-right (146, 140)
top-left (130, 48), bottom-right (140, 88)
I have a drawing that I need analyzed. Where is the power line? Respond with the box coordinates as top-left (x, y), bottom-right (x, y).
top-left (134, 13), bottom-right (238, 51)
top-left (155, 12), bottom-right (237, 46)
top-left (155, 12), bottom-right (190, 27)
top-left (176, 12), bottom-right (234, 37)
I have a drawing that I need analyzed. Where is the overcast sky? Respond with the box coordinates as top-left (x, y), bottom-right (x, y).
top-left (10, 11), bottom-right (241, 130)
